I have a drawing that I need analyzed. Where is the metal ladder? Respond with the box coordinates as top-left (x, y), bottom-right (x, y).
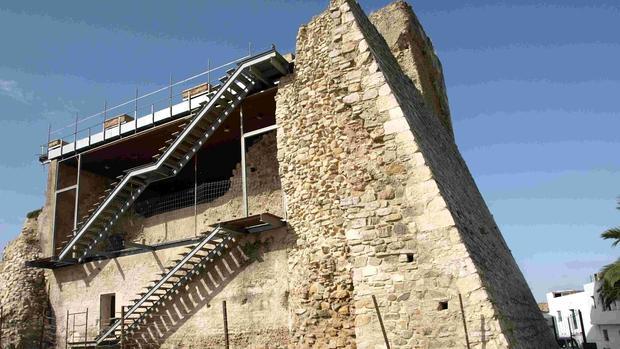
top-left (56, 49), bottom-right (290, 263)
top-left (94, 226), bottom-right (235, 345)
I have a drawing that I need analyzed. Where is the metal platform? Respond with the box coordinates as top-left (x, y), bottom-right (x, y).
top-left (43, 93), bottom-right (208, 162)
top-left (26, 213), bottom-right (284, 269)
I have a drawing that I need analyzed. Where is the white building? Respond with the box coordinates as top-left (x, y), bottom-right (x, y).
top-left (547, 275), bottom-right (620, 349)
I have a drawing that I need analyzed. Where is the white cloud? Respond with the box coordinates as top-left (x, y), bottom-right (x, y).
top-left (0, 79), bottom-right (33, 103)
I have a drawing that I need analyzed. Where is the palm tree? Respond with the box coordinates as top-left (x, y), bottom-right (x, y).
top-left (598, 201), bottom-right (620, 308)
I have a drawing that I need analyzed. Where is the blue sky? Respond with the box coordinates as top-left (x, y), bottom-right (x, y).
top-left (0, 0), bottom-right (617, 301)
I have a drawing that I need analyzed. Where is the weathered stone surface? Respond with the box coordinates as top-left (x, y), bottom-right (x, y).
top-left (276, 0), bottom-right (556, 348)
top-left (370, 0), bottom-right (453, 135)
top-left (0, 211), bottom-right (51, 348)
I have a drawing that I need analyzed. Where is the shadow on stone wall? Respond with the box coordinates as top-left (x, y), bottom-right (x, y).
top-left (53, 259), bottom-right (112, 288)
top-left (124, 237), bottom-right (282, 348)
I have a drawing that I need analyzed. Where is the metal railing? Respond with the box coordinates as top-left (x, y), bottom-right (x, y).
top-left (41, 43), bottom-right (268, 159)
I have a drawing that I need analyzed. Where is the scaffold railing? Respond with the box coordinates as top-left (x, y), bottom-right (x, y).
top-left (40, 43), bottom-right (271, 160)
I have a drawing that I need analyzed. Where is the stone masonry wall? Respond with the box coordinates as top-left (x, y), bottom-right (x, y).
top-left (276, 0), bottom-right (556, 348)
top-left (275, 5), bottom-right (358, 347)
top-left (348, 0), bottom-right (557, 347)
top-left (0, 211), bottom-right (52, 348)
top-left (369, 1), bottom-right (452, 135)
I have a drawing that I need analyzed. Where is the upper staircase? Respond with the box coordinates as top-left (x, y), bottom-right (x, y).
top-left (55, 49), bottom-right (291, 263)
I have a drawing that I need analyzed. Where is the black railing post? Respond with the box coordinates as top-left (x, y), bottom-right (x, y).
top-left (578, 310), bottom-right (588, 344)
top-left (222, 301), bottom-right (229, 349)
top-left (371, 295), bottom-right (390, 349)
top-left (84, 308), bottom-right (88, 344)
top-left (458, 294), bottom-right (472, 349)
top-left (134, 87), bottom-right (139, 134)
top-left (207, 59), bottom-right (211, 94)
top-left (120, 306), bottom-right (125, 349)
top-left (169, 74), bottom-right (173, 118)
top-left (46, 123), bottom-right (52, 157)
top-left (64, 310), bottom-right (69, 349)
top-left (74, 112), bottom-right (78, 147)
top-left (551, 316), bottom-right (559, 342)
top-left (103, 100), bottom-right (108, 135)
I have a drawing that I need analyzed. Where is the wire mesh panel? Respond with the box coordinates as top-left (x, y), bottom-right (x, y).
top-left (135, 178), bottom-right (242, 218)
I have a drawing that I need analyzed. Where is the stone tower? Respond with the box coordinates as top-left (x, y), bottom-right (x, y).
top-left (1, 0), bottom-right (558, 348)
top-left (275, 0), bottom-right (557, 348)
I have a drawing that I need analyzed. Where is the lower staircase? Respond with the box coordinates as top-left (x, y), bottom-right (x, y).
top-left (76, 214), bottom-right (285, 348)
top-left (94, 226), bottom-right (232, 346)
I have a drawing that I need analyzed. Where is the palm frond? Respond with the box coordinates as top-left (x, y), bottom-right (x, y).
top-left (601, 259), bottom-right (620, 286)
top-left (598, 259), bottom-right (620, 307)
top-left (601, 227), bottom-right (620, 246)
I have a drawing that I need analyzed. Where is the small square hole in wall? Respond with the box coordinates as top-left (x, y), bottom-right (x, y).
top-left (437, 301), bottom-right (448, 311)
top-left (406, 253), bottom-right (414, 263)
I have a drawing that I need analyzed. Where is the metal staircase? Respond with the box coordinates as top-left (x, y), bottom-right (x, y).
top-left (88, 213), bottom-right (284, 347)
top-left (93, 226), bottom-right (233, 346)
top-left (55, 49), bottom-right (290, 263)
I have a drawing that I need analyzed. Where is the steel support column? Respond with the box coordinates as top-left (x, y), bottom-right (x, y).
top-left (194, 154), bottom-right (198, 236)
top-left (51, 161), bottom-right (60, 257)
top-left (72, 155), bottom-right (81, 259)
top-left (240, 106), bottom-right (248, 217)
top-left (73, 154), bottom-right (81, 230)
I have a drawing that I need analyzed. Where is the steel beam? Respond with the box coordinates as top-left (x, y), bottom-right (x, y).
top-left (124, 241), bottom-right (155, 251)
top-left (55, 184), bottom-right (78, 195)
top-left (243, 124), bottom-right (277, 139)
